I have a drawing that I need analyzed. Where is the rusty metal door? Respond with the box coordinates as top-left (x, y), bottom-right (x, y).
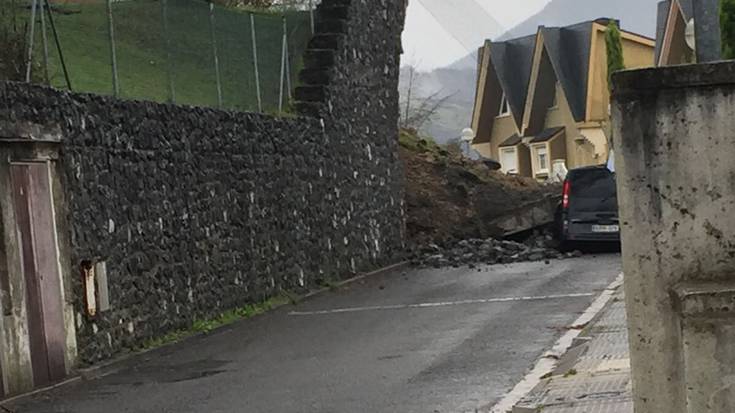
top-left (10, 162), bottom-right (66, 386)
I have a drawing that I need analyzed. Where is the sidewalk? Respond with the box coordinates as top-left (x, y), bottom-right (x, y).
top-left (512, 284), bottom-right (632, 412)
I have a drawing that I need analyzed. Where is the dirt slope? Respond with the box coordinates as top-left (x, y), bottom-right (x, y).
top-left (400, 130), bottom-right (559, 245)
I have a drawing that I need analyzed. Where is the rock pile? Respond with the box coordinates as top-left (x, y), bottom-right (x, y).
top-left (410, 230), bottom-right (582, 268)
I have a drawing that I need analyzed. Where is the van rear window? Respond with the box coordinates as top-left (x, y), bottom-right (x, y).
top-left (568, 169), bottom-right (617, 213)
top-left (569, 170), bottom-right (616, 199)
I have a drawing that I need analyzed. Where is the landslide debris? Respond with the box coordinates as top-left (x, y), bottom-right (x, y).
top-left (399, 129), bottom-right (559, 247)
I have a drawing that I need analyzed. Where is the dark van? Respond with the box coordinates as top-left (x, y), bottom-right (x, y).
top-left (555, 165), bottom-right (619, 248)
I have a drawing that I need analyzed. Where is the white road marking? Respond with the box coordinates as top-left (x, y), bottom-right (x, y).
top-left (288, 292), bottom-right (595, 316)
top-left (487, 273), bottom-right (624, 413)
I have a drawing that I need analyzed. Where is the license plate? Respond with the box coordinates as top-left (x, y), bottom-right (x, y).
top-left (592, 224), bottom-right (619, 233)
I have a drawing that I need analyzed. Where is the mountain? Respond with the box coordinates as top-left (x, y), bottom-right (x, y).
top-left (399, 65), bottom-right (478, 143)
top-left (401, 0), bottom-right (661, 145)
top-left (498, 0), bottom-right (660, 40)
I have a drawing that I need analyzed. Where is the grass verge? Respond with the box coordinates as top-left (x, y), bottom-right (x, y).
top-left (139, 294), bottom-right (291, 350)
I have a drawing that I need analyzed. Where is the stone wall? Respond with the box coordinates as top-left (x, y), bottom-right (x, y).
top-left (0, 0), bottom-right (406, 365)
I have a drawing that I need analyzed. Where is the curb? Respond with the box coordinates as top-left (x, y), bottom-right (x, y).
top-left (0, 260), bottom-right (410, 406)
top-left (487, 272), bottom-right (625, 413)
top-left (77, 261), bottom-right (411, 381)
top-left (300, 261), bottom-right (410, 300)
top-left (0, 375), bottom-right (83, 406)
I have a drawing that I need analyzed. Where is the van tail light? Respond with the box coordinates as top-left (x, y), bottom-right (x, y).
top-left (562, 180), bottom-right (571, 209)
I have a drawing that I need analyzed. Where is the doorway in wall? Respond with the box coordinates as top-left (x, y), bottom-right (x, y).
top-left (10, 162), bottom-right (66, 386)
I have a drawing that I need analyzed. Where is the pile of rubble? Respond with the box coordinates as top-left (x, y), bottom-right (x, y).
top-left (409, 230), bottom-right (582, 268)
top-left (399, 129), bottom-right (560, 245)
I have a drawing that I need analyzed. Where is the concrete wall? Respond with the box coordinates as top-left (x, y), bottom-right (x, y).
top-left (613, 61), bottom-right (735, 413)
top-left (0, 0), bottom-right (407, 383)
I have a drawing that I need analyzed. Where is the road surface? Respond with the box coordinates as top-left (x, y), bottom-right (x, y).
top-left (6, 255), bottom-right (621, 413)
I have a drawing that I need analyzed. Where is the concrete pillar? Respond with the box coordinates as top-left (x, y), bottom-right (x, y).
top-left (612, 61), bottom-right (735, 413)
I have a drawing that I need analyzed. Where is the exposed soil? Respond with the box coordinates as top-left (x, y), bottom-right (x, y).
top-left (399, 130), bottom-right (559, 246)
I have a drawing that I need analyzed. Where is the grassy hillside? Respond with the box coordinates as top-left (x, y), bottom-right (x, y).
top-left (17, 0), bottom-right (311, 111)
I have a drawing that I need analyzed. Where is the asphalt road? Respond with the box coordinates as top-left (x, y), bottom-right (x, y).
top-left (7, 255), bottom-right (621, 413)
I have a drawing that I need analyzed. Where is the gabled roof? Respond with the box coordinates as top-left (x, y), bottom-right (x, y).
top-left (655, 1), bottom-right (673, 62)
top-left (539, 21), bottom-right (595, 122)
top-left (488, 35), bottom-right (536, 126)
top-left (474, 17), bottom-right (653, 145)
top-left (498, 134), bottom-right (522, 147)
top-left (655, 0), bottom-right (693, 65)
top-left (528, 127), bottom-right (565, 143)
top-left (677, 0), bottom-right (693, 20)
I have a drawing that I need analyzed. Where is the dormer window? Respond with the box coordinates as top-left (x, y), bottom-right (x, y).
top-left (499, 92), bottom-right (510, 116)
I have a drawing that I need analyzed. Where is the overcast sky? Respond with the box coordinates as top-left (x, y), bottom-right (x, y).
top-left (402, 0), bottom-right (550, 71)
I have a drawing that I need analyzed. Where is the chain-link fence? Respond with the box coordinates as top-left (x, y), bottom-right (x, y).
top-left (3, 0), bottom-right (321, 113)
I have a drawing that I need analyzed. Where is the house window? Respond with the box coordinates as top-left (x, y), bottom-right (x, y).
top-left (535, 145), bottom-right (549, 173)
top-left (500, 147), bottom-right (518, 174)
top-left (498, 92), bottom-right (510, 116)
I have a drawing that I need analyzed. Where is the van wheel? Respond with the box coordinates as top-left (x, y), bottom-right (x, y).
top-left (558, 239), bottom-right (573, 253)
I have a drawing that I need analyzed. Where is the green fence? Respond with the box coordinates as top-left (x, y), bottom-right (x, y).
top-left (3, 0), bottom-right (317, 113)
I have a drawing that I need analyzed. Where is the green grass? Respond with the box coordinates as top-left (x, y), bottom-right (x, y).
top-left (11, 0), bottom-right (311, 112)
top-left (140, 294), bottom-right (291, 350)
top-left (399, 129), bottom-right (443, 154)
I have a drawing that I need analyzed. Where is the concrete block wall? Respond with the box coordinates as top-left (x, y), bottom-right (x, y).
top-left (613, 61), bottom-right (735, 413)
top-left (0, 0), bottom-right (406, 366)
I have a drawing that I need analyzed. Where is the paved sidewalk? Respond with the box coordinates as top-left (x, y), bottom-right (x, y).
top-left (512, 285), bottom-right (632, 412)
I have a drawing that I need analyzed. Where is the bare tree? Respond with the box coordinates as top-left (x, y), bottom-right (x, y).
top-left (399, 65), bottom-right (453, 131)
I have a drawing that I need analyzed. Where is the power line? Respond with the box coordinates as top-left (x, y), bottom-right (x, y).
top-left (416, 0), bottom-right (505, 51)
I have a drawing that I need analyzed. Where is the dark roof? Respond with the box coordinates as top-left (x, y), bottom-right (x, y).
top-left (540, 21), bottom-right (595, 121)
top-left (480, 18), bottom-right (651, 129)
top-left (498, 133), bottom-right (522, 147)
top-left (655, 1), bottom-right (672, 63)
top-left (489, 35), bottom-right (536, 125)
top-left (527, 127), bottom-right (565, 143)
top-left (677, 0), bottom-right (693, 19)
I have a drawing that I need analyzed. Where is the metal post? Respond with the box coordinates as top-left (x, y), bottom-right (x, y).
top-left (209, 1), bottom-right (223, 108)
top-left (693, 0), bottom-right (722, 62)
top-left (161, 0), bottom-right (175, 103)
top-left (284, 18), bottom-right (292, 102)
top-left (24, 0), bottom-right (38, 83)
top-left (250, 12), bottom-right (262, 112)
top-left (39, 0), bottom-right (50, 84)
top-left (44, 0), bottom-right (72, 90)
top-left (106, 0), bottom-right (120, 96)
top-left (278, 15), bottom-right (287, 113)
top-left (309, 0), bottom-right (314, 34)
